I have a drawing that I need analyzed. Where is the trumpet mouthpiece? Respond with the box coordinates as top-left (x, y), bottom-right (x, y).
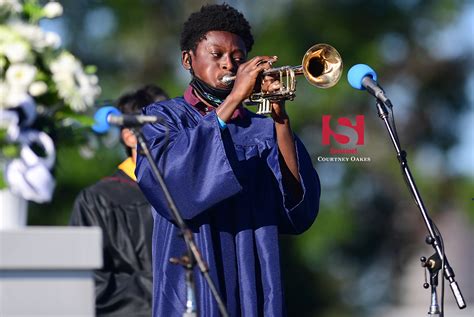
top-left (221, 75), bottom-right (236, 85)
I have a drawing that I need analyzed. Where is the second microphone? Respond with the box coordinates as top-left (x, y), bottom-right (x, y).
top-left (92, 106), bottom-right (162, 133)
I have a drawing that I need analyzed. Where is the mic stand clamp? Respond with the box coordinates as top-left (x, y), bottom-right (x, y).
top-left (421, 253), bottom-right (442, 316)
top-left (170, 245), bottom-right (197, 317)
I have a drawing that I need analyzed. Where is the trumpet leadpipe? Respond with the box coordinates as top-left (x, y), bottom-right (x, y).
top-left (221, 65), bottom-right (303, 85)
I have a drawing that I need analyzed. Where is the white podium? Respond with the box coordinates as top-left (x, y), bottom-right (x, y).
top-left (0, 227), bottom-right (102, 317)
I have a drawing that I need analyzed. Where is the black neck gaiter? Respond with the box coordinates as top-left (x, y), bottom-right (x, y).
top-left (190, 76), bottom-right (233, 108)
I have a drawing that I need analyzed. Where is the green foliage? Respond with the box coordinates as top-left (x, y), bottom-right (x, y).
top-left (22, 0), bottom-right (44, 23)
top-left (0, 138), bottom-right (19, 159)
top-left (0, 170), bottom-right (5, 188)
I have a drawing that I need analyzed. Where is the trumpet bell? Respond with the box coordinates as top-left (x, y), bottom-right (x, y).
top-left (302, 43), bottom-right (343, 89)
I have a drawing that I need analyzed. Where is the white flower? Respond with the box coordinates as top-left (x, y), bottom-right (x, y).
top-left (0, 0), bottom-right (22, 14)
top-left (0, 25), bottom-right (22, 56)
top-left (0, 0), bottom-right (102, 198)
top-left (0, 81), bottom-right (8, 108)
top-left (0, 24), bottom-right (17, 41)
top-left (44, 31), bottom-right (61, 48)
top-left (89, 74), bottom-right (99, 85)
top-left (6, 63), bottom-right (37, 88)
top-left (5, 87), bottom-right (29, 109)
top-left (2, 40), bottom-right (30, 63)
top-left (50, 52), bottom-right (101, 112)
top-left (43, 2), bottom-right (63, 19)
top-left (29, 81), bottom-right (48, 96)
top-left (9, 22), bottom-right (48, 52)
top-left (50, 52), bottom-right (80, 76)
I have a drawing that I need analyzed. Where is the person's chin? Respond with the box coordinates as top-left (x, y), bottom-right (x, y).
top-left (212, 82), bottom-right (227, 89)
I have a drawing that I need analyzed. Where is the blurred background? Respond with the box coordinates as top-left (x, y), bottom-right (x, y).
top-left (26, 0), bottom-right (473, 316)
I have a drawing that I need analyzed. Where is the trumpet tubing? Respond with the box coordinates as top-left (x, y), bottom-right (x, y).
top-left (223, 43), bottom-right (343, 115)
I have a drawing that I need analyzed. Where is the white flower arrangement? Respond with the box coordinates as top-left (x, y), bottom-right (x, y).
top-left (0, 0), bottom-right (101, 203)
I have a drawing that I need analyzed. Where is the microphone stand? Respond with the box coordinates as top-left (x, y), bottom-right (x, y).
top-left (131, 128), bottom-right (230, 317)
top-left (373, 100), bottom-right (466, 315)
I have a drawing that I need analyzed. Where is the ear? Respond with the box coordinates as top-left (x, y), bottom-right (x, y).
top-left (181, 50), bottom-right (192, 70)
top-left (121, 128), bottom-right (137, 148)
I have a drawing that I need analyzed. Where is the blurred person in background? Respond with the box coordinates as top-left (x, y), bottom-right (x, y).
top-left (70, 84), bottom-right (168, 316)
top-left (136, 4), bottom-right (321, 316)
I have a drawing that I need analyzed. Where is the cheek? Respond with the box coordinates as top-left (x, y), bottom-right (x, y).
top-left (195, 64), bottom-right (219, 83)
top-left (204, 65), bottom-right (219, 78)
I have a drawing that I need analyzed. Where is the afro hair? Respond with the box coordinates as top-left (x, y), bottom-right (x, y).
top-left (180, 3), bottom-right (254, 53)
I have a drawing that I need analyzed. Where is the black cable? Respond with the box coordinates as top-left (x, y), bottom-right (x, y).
top-left (389, 106), bottom-right (402, 149)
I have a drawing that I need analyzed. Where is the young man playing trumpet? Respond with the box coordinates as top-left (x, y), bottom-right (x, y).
top-left (136, 4), bottom-right (321, 316)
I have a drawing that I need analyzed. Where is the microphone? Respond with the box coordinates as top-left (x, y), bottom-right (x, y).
top-left (92, 106), bottom-right (161, 133)
top-left (347, 64), bottom-right (393, 108)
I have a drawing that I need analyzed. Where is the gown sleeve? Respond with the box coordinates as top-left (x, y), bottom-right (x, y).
top-left (69, 190), bottom-right (152, 316)
top-left (135, 102), bottom-right (243, 222)
top-left (267, 135), bottom-right (321, 234)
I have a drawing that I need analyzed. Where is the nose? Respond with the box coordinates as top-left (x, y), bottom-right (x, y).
top-left (221, 55), bottom-right (236, 72)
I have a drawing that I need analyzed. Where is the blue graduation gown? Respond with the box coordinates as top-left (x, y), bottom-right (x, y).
top-left (136, 97), bottom-right (320, 317)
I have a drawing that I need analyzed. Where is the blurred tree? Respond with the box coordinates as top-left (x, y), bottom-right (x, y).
top-left (30, 0), bottom-right (473, 316)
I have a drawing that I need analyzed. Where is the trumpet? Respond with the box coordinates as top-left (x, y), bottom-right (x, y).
top-left (222, 43), bottom-right (343, 115)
